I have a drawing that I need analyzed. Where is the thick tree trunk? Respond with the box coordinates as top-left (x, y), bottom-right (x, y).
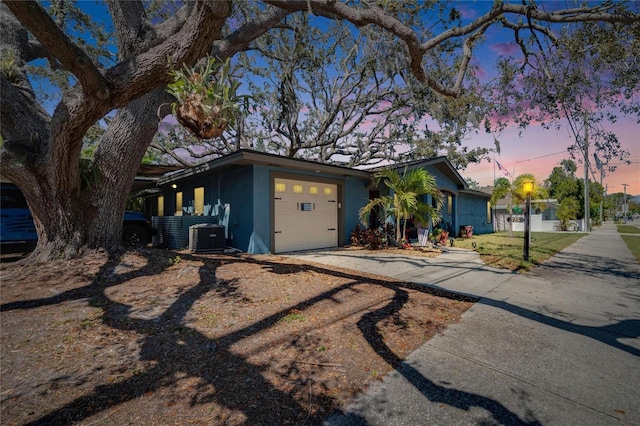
top-left (23, 89), bottom-right (168, 262)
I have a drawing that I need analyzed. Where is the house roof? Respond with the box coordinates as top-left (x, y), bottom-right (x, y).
top-left (155, 150), bottom-right (478, 196)
top-left (157, 149), bottom-right (371, 185)
top-left (370, 156), bottom-right (469, 190)
top-left (137, 164), bottom-right (184, 177)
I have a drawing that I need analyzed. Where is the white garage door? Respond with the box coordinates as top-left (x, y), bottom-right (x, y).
top-left (274, 178), bottom-right (338, 253)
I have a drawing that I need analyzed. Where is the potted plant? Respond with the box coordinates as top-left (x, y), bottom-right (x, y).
top-left (166, 56), bottom-right (250, 139)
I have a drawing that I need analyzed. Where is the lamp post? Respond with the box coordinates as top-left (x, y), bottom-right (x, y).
top-left (522, 180), bottom-right (534, 262)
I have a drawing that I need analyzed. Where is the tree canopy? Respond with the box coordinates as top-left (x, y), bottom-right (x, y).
top-left (2, 0), bottom-right (639, 260)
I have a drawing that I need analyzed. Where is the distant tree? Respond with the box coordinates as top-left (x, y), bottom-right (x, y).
top-left (464, 177), bottom-right (480, 190)
top-left (491, 177), bottom-right (511, 206)
top-left (544, 160), bottom-right (603, 221)
top-left (545, 159), bottom-right (579, 201)
top-left (491, 176), bottom-right (514, 235)
top-left (556, 197), bottom-right (579, 231)
top-left (359, 167), bottom-right (442, 248)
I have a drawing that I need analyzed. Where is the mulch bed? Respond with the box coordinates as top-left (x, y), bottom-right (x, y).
top-left (0, 247), bottom-right (474, 425)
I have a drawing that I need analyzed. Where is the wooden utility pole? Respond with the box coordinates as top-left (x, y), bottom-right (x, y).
top-left (622, 183), bottom-right (630, 220)
top-left (583, 113), bottom-right (590, 232)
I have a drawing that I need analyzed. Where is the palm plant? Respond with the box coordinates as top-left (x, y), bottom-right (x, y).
top-left (493, 174), bottom-right (548, 236)
top-left (359, 167), bottom-right (443, 247)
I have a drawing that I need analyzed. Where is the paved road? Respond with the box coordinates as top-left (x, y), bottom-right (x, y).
top-left (290, 222), bottom-right (640, 425)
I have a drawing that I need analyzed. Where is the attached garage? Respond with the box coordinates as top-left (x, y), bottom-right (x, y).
top-left (273, 177), bottom-right (338, 253)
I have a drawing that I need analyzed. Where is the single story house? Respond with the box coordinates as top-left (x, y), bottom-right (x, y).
top-left (148, 150), bottom-right (492, 254)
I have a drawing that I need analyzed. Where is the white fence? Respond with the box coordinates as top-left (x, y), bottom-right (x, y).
top-left (495, 214), bottom-right (585, 232)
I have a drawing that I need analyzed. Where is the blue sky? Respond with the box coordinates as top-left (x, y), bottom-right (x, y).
top-left (457, 2), bottom-right (638, 194)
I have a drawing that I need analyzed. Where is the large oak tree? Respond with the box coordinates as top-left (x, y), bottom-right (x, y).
top-left (1, 0), bottom-right (639, 261)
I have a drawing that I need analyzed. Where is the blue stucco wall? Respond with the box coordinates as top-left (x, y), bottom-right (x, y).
top-left (249, 165), bottom-right (271, 254)
top-left (343, 176), bottom-right (370, 243)
top-left (159, 174), bottom-right (220, 217)
top-left (422, 165), bottom-right (459, 193)
top-left (219, 166), bottom-right (254, 251)
top-left (458, 192), bottom-right (493, 235)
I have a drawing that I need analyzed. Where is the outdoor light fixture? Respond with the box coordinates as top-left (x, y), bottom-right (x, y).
top-left (522, 181), bottom-right (534, 195)
top-left (522, 180), bottom-right (534, 261)
top-left (171, 184), bottom-right (177, 189)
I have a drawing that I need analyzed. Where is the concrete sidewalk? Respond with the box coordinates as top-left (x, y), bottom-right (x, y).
top-left (291, 223), bottom-right (640, 425)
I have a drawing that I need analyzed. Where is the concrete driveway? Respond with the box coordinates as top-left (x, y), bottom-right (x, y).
top-left (289, 222), bottom-right (640, 425)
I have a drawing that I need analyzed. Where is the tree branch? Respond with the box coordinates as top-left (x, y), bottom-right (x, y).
top-left (106, 0), bottom-right (148, 60)
top-left (267, 1), bottom-right (640, 97)
top-left (0, 74), bottom-right (50, 145)
top-left (211, 6), bottom-right (291, 58)
top-left (4, 0), bottom-right (111, 100)
top-left (105, 1), bottom-right (231, 108)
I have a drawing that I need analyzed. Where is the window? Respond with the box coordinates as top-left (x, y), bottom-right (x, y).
top-left (157, 196), bottom-right (164, 217)
top-left (447, 194), bottom-right (452, 215)
top-left (293, 184), bottom-right (303, 194)
top-left (175, 192), bottom-right (183, 216)
top-left (309, 186), bottom-right (318, 195)
top-left (194, 187), bottom-right (204, 215)
top-left (323, 187), bottom-right (333, 195)
top-left (275, 182), bottom-right (286, 193)
top-left (487, 201), bottom-right (492, 223)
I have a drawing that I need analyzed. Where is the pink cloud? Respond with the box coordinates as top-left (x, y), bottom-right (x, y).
top-left (457, 4), bottom-right (478, 20)
top-left (489, 42), bottom-right (520, 56)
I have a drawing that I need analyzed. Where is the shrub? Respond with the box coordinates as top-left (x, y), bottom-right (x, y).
top-left (350, 225), bottom-right (387, 250)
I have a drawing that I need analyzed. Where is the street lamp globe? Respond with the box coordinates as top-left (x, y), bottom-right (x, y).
top-left (522, 180), bottom-right (534, 195)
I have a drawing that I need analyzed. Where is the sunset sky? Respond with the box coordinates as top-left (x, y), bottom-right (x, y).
top-left (462, 119), bottom-right (639, 196)
top-left (454, 2), bottom-right (640, 196)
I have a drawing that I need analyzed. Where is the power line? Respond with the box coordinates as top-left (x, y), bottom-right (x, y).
top-left (514, 151), bottom-right (567, 163)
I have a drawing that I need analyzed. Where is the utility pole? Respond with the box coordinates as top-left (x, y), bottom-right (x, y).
top-left (604, 184), bottom-right (614, 222)
top-left (583, 113), bottom-right (590, 232)
top-left (622, 183), bottom-right (629, 221)
top-left (594, 156), bottom-right (605, 224)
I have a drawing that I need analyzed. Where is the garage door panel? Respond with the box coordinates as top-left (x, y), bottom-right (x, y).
top-left (274, 178), bottom-right (338, 253)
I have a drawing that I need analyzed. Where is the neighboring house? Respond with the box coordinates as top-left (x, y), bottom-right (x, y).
top-left (494, 198), bottom-right (559, 220)
top-left (494, 198), bottom-right (566, 232)
top-left (148, 150), bottom-right (493, 254)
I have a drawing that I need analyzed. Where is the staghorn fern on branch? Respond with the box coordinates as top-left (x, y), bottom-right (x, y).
top-left (166, 56), bottom-right (251, 140)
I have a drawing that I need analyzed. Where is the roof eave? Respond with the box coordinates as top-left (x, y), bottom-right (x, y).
top-left (157, 150), bottom-right (371, 185)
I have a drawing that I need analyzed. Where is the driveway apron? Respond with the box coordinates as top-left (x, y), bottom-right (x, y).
top-left (290, 222), bottom-right (640, 425)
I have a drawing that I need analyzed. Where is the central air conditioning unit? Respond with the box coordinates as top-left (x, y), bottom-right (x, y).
top-left (189, 224), bottom-right (226, 253)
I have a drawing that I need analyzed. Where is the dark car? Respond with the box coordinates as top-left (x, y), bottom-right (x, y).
top-left (1, 183), bottom-right (153, 250)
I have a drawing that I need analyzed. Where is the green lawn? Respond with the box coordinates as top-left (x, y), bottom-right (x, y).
top-left (617, 225), bottom-right (640, 234)
top-left (453, 231), bottom-right (586, 272)
top-left (620, 235), bottom-right (640, 263)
